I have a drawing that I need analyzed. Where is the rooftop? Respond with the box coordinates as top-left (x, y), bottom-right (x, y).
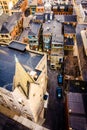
top-left (64, 38), bottom-right (74, 46)
top-left (52, 35), bottom-right (64, 44)
top-left (81, 1), bottom-right (87, 8)
top-left (0, 12), bottom-right (22, 33)
top-left (12, 0), bottom-right (24, 10)
top-left (64, 24), bottom-right (76, 34)
top-left (75, 0), bottom-right (82, 5)
top-left (8, 41), bottom-right (26, 51)
top-left (43, 20), bottom-right (62, 36)
top-left (18, 28), bottom-right (29, 42)
top-left (64, 15), bottom-right (77, 22)
top-left (0, 41), bottom-right (43, 90)
top-left (67, 92), bottom-right (87, 130)
top-left (28, 22), bottom-right (41, 36)
top-left (55, 15), bottom-right (64, 23)
top-left (0, 13), bottom-right (9, 30)
top-left (68, 80), bottom-right (87, 93)
top-left (33, 13), bottom-right (44, 22)
top-left (29, 0), bottom-right (37, 6)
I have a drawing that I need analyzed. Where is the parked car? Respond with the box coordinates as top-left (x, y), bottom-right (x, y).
top-left (57, 74), bottom-right (63, 85)
top-left (56, 87), bottom-right (63, 99)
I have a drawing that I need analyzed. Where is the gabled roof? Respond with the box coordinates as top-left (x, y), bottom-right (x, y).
top-left (0, 12), bottom-right (22, 33)
top-left (0, 13), bottom-right (9, 30)
top-left (28, 22), bottom-right (41, 36)
top-left (29, 0), bottom-right (38, 6)
top-left (0, 23), bottom-right (9, 33)
top-left (28, 30), bottom-right (36, 36)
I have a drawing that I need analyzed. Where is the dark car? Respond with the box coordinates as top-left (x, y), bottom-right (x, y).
top-left (56, 87), bottom-right (63, 99)
top-left (57, 74), bottom-right (63, 85)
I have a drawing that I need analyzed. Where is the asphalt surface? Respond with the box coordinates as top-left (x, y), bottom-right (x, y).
top-left (43, 62), bottom-right (66, 130)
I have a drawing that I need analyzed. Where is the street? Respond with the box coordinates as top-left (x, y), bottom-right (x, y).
top-left (43, 24), bottom-right (87, 130)
top-left (43, 62), bottom-right (66, 130)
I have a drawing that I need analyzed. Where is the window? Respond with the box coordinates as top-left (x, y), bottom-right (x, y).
top-left (28, 36), bottom-right (32, 39)
top-left (3, 1), bottom-right (7, 4)
top-left (51, 65), bottom-right (55, 69)
top-left (5, 6), bottom-right (8, 9)
top-left (5, 35), bottom-right (9, 38)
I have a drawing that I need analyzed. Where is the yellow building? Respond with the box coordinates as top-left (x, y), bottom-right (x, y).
top-left (0, 0), bottom-right (18, 14)
top-left (11, 0), bottom-right (28, 13)
top-left (36, 0), bottom-right (44, 13)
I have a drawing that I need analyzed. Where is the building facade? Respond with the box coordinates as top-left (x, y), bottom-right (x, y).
top-left (0, 0), bottom-right (18, 14)
top-left (11, 0), bottom-right (28, 13)
top-left (50, 35), bottom-right (64, 69)
top-left (43, 17), bottom-right (64, 69)
top-left (63, 15), bottom-right (77, 55)
top-left (29, 0), bottom-right (37, 15)
top-left (28, 22), bottom-right (42, 51)
top-left (52, 1), bottom-right (73, 15)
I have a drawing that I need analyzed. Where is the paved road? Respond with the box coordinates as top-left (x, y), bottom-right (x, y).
top-left (76, 24), bottom-right (87, 80)
top-left (43, 62), bottom-right (66, 130)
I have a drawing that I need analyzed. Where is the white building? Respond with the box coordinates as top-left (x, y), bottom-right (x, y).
top-left (79, 1), bottom-right (87, 22)
top-left (81, 29), bottom-right (87, 56)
